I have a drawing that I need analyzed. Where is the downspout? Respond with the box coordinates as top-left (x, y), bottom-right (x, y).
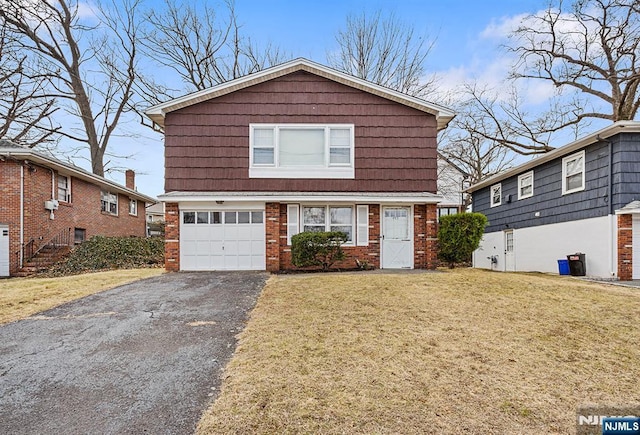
top-left (599, 135), bottom-right (615, 277)
top-left (20, 164), bottom-right (24, 269)
top-left (609, 139), bottom-right (615, 277)
top-left (50, 168), bottom-right (55, 199)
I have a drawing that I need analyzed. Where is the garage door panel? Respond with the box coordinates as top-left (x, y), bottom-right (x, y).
top-left (224, 226), bottom-right (239, 239)
top-left (181, 209), bottom-right (265, 271)
top-left (250, 226), bottom-right (264, 239)
top-left (195, 240), bottom-right (210, 255)
top-left (210, 226), bottom-right (224, 240)
top-left (237, 255), bottom-right (252, 269)
top-left (211, 254), bottom-right (224, 269)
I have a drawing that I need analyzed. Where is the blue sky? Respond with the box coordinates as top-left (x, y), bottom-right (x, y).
top-left (98, 0), bottom-right (551, 198)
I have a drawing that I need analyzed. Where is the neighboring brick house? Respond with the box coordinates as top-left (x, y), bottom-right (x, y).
top-left (146, 58), bottom-right (455, 272)
top-left (0, 141), bottom-right (156, 277)
top-left (466, 121), bottom-right (640, 280)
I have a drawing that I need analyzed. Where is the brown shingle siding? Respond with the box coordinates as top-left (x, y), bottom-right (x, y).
top-left (165, 70), bottom-right (438, 194)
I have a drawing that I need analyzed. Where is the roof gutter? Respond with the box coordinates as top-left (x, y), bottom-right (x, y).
top-left (158, 192), bottom-right (444, 204)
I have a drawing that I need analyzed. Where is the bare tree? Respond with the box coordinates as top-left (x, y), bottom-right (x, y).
top-left (457, 82), bottom-right (590, 155)
top-left (141, 0), bottom-right (288, 97)
top-left (328, 10), bottom-right (436, 97)
top-left (0, 0), bottom-right (142, 176)
top-left (452, 0), bottom-right (638, 158)
top-left (0, 23), bottom-right (59, 147)
top-left (509, 0), bottom-right (640, 122)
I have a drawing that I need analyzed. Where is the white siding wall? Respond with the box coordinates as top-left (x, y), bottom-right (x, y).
top-left (473, 215), bottom-right (617, 278)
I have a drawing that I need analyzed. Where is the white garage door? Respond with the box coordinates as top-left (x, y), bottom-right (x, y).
top-left (0, 225), bottom-right (9, 277)
top-left (180, 210), bottom-right (265, 271)
top-left (633, 216), bottom-right (640, 279)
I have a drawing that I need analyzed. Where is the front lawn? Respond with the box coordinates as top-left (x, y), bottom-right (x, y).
top-left (198, 269), bottom-right (640, 434)
top-left (0, 268), bottom-right (164, 324)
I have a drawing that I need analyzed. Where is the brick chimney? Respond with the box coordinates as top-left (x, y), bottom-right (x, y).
top-left (125, 169), bottom-right (135, 190)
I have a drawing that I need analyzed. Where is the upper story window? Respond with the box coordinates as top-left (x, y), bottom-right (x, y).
top-left (101, 191), bottom-right (118, 215)
top-left (249, 124), bottom-right (355, 179)
top-left (518, 171), bottom-right (534, 200)
top-left (562, 150), bottom-right (585, 194)
top-left (57, 175), bottom-right (71, 203)
top-left (490, 183), bottom-right (502, 207)
top-left (129, 198), bottom-right (137, 216)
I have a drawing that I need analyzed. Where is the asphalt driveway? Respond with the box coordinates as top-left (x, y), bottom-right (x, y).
top-left (0, 271), bottom-right (268, 435)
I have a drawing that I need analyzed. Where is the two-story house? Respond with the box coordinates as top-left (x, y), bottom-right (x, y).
top-left (0, 141), bottom-right (156, 277)
top-left (467, 121), bottom-right (640, 280)
top-left (145, 58), bottom-right (455, 272)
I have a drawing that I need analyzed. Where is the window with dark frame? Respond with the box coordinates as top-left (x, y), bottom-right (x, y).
top-left (100, 191), bottom-right (118, 215)
top-left (58, 175), bottom-right (71, 202)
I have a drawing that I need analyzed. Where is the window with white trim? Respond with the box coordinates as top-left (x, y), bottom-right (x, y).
top-left (562, 151), bottom-right (585, 194)
top-left (249, 124), bottom-right (355, 179)
top-left (101, 191), bottom-right (118, 215)
top-left (490, 184), bottom-right (502, 207)
top-left (129, 198), bottom-right (137, 215)
top-left (518, 171), bottom-right (534, 200)
top-left (286, 204), bottom-right (369, 246)
top-left (57, 175), bottom-right (71, 203)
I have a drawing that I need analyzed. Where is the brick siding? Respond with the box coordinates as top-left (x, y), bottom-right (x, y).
top-left (617, 213), bottom-right (633, 281)
top-left (0, 160), bottom-right (147, 275)
top-left (163, 201), bottom-right (439, 273)
top-left (164, 202), bottom-right (180, 272)
top-left (414, 203), bottom-right (438, 269)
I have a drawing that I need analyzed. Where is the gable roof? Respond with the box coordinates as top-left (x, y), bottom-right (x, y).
top-left (0, 141), bottom-right (157, 204)
top-left (145, 58), bottom-right (456, 130)
top-left (465, 121), bottom-right (640, 193)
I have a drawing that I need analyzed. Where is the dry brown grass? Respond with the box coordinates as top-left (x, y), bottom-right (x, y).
top-left (0, 268), bottom-right (164, 324)
top-left (198, 269), bottom-right (640, 434)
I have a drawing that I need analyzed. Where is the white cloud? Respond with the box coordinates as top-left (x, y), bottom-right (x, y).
top-left (480, 13), bottom-right (529, 39)
top-left (77, 2), bottom-right (99, 20)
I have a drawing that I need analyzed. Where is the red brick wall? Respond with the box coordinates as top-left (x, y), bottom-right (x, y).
top-left (274, 203), bottom-right (382, 271)
top-left (1, 160), bottom-right (147, 275)
top-left (265, 202), bottom-right (439, 272)
top-left (164, 202), bottom-right (180, 272)
top-left (617, 214), bottom-right (632, 280)
top-left (265, 203), bottom-right (280, 272)
top-left (164, 201), bottom-right (438, 273)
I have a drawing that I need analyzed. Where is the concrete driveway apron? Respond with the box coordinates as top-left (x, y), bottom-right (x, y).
top-left (0, 271), bottom-right (267, 434)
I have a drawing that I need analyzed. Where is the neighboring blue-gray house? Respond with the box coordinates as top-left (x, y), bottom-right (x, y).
top-left (466, 121), bottom-right (640, 280)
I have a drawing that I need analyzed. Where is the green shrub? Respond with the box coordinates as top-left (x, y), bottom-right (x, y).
top-left (291, 231), bottom-right (348, 271)
top-left (49, 236), bottom-right (164, 276)
top-left (437, 212), bottom-right (488, 268)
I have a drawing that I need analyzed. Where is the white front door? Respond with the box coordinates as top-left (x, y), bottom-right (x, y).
top-left (633, 216), bottom-right (640, 279)
top-left (504, 230), bottom-right (515, 272)
top-left (0, 225), bottom-right (9, 277)
top-left (381, 206), bottom-right (413, 269)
